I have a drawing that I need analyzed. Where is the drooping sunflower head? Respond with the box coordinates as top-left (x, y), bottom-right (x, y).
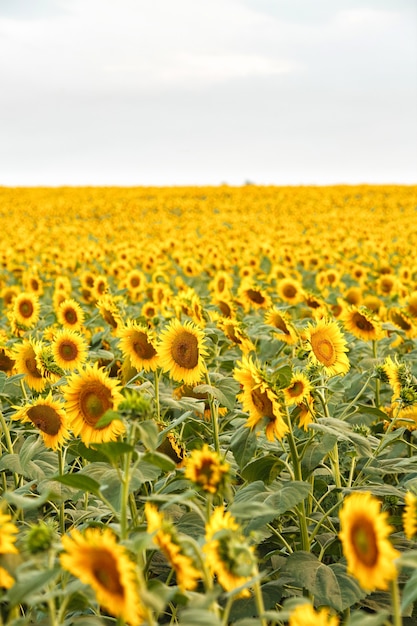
top-left (14, 338), bottom-right (47, 392)
top-left (63, 363), bottom-right (125, 446)
top-left (216, 317), bottom-right (255, 354)
top-left (158, 318), bottom-right (208, 385)
top-left (60, 527), bottom-right (145, 626)
top-left (338, 491), bottom-right (400, 591)
top-left (264, 308), bottom-right (299, 345)
top-left (389, 308), bottom-right (417, 338)
top-left (305, 318), bottom-right (350, 377)
top-left (13, 394), bottom-right (70, 451)
top-left (204, 507), bottom-right (256, 598)
top-left (342, 306), bottom-right (384, 341)
top-left (96, 294), bottom-right (123, 330)
top-left (12, 292), bottom-right (41, 329)
top-left (57, 298), bottom-right (85, 331)
top-left (184, 444), bottom-right (230, 494)
top-left (289, 603), bottom-right (340, 626)
top-left (117, 321), bottom-right (159, 372)
top-left (51, 328), bottom-right (89, 371)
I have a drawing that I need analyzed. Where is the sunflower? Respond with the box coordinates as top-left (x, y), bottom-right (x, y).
top-left (403, 491), bottom-right (417, 540)
top-left (209, 270), bottom-right (234, 298)
top-left (264, 308), bottom-right (298, 345)
top-left (1, 285), bottom-right (19, 307)
top-left (204, 507), bottom-right (256, 598)
top-left (184, 444), bottom-right (230, 494)
top-left (389, 308), bottom-right (417, 338)
top-left (51, 328), bottom-right (88, 371)
top-left (145, 503), bottom-right (201, 591)
top-left (295, 393), bottom-right (316, 431)
top-left (305, 318), bottom-right (350, 377)
top-left (125, 268), bottom-right (146, 300)
top-left (60, 527), bottom-right (144, 626)
top-left (92, 274), bottom-right (109, 300)
top-left (289, 603), bottom-right (339, 626)
top-left (342, 306), bottom-right (384, 341)
top-left (14, 338), bottom-right (47, 392)
top-left (238, 280), bottom-right (271, 312)
top-left (96, 294), bottom-right (123, 330)
top-left (216, 318), bottom-right (255, 354)
top-left (63, 364), bottom-right (125, 445)
top-left (13, 394), bottom-right (70, 450)
top-left (381, 356), bottom-right (410, 402)
top-left (277, 277), bottom-right (303, 305)
top-left (158, 319), bottom-right (208, 385)
top-left (118, 321), bottom-right (159, 372)
top-left (283, 372), bottom-right (312, 406)
top-left (234, 356), bottom-right (289, 441)
top-left (339, 492), bottom-right (400, 591)
top-left (12, 292), bottom-right (40, 328)
top-left (57, 298), bottom-right (85, 331)
top-left (0, 332), bottom-right (15, 374)
top-left (406, 291), bottom-right (417, 318)
top-left (0, 512), bottom-right (19, 555)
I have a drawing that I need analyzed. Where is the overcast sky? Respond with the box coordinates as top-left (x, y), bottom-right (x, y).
top-left (0, 0), bottom-right (416, 186)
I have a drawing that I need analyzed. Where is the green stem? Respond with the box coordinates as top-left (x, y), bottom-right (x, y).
top-left (120, 424), bottom-right (136, 540)
top-left (204, 368), bottom-right (220, 455)
top-left (373, 340), bottom-right (381, 407)
top-left (390, 575), bottom-right (402, 626)
top-left (57, 447), bottom-right (66, 535)
top-left (284, 407), bottom-right (310, 552)
top-left (222, 595), bottom-right (235, 626)
top-left (0, 410), bottom-right (18, 488)
top-left (154, 368), bottom-right (161, 422)
top-left (253, 578), bottom-right (267, 626)
top-left (316, 388), bottom-right (343, 498)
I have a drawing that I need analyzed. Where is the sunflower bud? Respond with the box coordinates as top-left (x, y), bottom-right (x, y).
top-left (25, 521), bottom-right (56, 554)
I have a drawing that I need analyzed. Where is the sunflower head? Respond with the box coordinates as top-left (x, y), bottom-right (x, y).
top-left (283, 372), bottom-right (312, 406)
top-left (403, 491), bottom-right (417, 540)
top-left (184, 444), bottom-right (230, 494)
top-left (342, 306), bottom-right (384, 341)
top-left (13, 338), bottom-right (47, 392)
top-left (289, 603), bottom-right (340, 626)
top-left (118, 321), bottom-right (159, 372)
top-left (158, 318), bottom-right (208, 385)
top-left (12, 292), bottom-right (41, 329)
top-left (264, 308), bottom-right (299, 345)
top-left (51, 328), bottom-right (89, 371)
top-left (57, 298), bottom-right (85, 330)
top-left (0, 512), bottom-right (19, 555)
top-left (305, 318), bottom-right (350, 377)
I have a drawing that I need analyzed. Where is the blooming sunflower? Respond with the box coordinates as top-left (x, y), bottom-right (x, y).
top-left (264, 308), bottom-right (299, 345)
top-left (184, 444), bottom-right (230, 494)
top-left (0, 512), bottom-right (18, 555)
top-left (12, 292), bottom-right (40, 328)
top-left (216, 317), bottom-right (255, 354)
top-left (63, 364), bottom-right (125, 445)
top-left (283, 372), bottom-right (312, 406)
top-left (51, 328), bottom-right (89, 371)
top-left (57, 298), bottom-right (85, 331)
top-left (158, 319), bottom-right (208, 385)
top-left (389, 308), bottom-right (417, 339)
top-left (234, 356), bottom-right (289, 441)
top-left (118, 321), bottom-right (159, 372)
top-left (289, 603), bottom-right (339, 626)
top-left (295, 393), bottom-right (316, 431)
top-left (342, 306), bottom-right (383, 341)
top-left (339, 492), bottom-right (400, 591)
top-left (96, 294), bottom-right (123, 330)
top-left (277, 277), bottom-right (303, 305)
top-left (238, 280), bottom-right (271, 312)
top-left (145, 503), bottom-right (201, 591)
top-left (0, 566), bottom-right (15, 589)
top-left (204, 507), bottom-right (256, 598)
top-left (14, 338), bottom-right (47, 392)
top-left (13, 394), bottom-right (71, 451)
top-left (60, 527), bottom-right (144, 626)
top-left (305, 318), bottom-right (350, 377)
top-left (403, 491), bottom-right (417, 540)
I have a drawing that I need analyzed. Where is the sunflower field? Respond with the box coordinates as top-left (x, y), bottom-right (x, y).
top-left (1, 184), bottom-right (417, 626)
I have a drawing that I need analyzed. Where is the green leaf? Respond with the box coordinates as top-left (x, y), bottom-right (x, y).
top-left (178, 608), bottom-right (222, 626)
top-left (241, 455), bottom-right (284, 483)
top-left (90, 440), bottom-right (134, 462)
top-left (53, 473), bottom-right (101, 496)
top-left (345, 611), bottom-right (390, 626)
top-left (356, 404), bottom-right (390, 420)
top-left (264, 481), bottom-right (311, 516)
top-left (401, 567), bottom-right (417, 612)
top-left (329, 562), bottom-right (367, 611)
top-left (301, 433), bottom-right (337, 474)
top-left (309, 417), bottom-right (373, 457)
top-left (271, 364), bottom-right (293, 390)
top-left (0, 371), bottom-right (7, 393)
top-left (281, 552), bottom-right (343, 611)
top-left (137, 419), bottom-right (160, 450)
top-left (397, 550), bottom-right (417, 569)
top-left (230, 425), bottom-right (257, 469)
top-left (193, 383), bottom-right (232, 410)
top-left (7, 567), bottom-right (60, 606)
top-left (94, 409), bottom-right (122, 429)
top-left (4, 489), bottom-right (52, 510)
top-left (142, 451), bottom-right (177, 472)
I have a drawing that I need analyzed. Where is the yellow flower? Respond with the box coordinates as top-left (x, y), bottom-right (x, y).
top-left (51, 328), bottom-right (89, 371)
top-left (389, 308), bottom-right (417, 338)
top-left (145, 503), bottom-right (201, 591)
top-left (217, 318), bottom-right (255, 354)
top-left (0, 566), bottom-right (15, 589)
top-left (289, 603), bottom-right (339, 626)
top-left (184, 444), bottom-right (230, 494)
top-left (57, 298), bottom-right (85, 331)
top-left (0, 512), bottom-right (18, 555)
top-left (14, 338), bottom-right (47, 392)
top-left (277, 277), bottom-right (303, 305)
top-left (158, 318), bottom-right (208, 385)
top-left (305, 318), bottom-right (350, 377)
top-left (264, 308), bottom-right (299, 345)
top-left (60, 527), bottom-right (144, 626)
top-left (12, 292), bottom-right (41, 328)
top-left (204, 507), bottom-right (256, 598)
top-left (339, 492), bottom-right (399, 591)
top-left (13, 393), bottom-right (71, 451)
top-left (283, 372), bottom-right (312, 406)
top-left (342, 306), bottom-right (384, 341)
top-left (118, 321), bottom-right (159, 372)
top-left (63, 364), bottom-right (125, 445)
top-left (234, 356), bottom-right (289, 441)
top-left (403, 492), bottom-right (417, 540)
